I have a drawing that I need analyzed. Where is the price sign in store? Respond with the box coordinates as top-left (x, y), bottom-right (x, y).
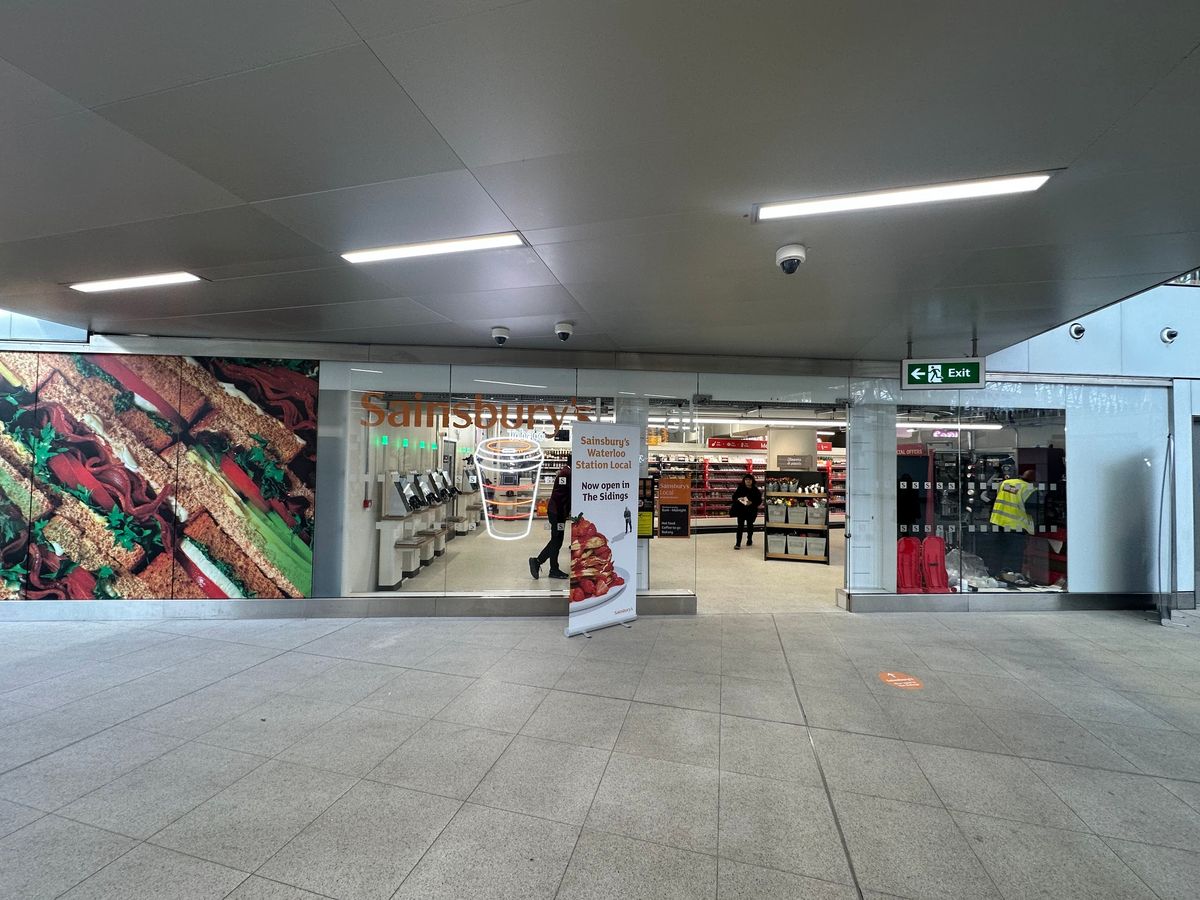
top-left (902, 358), bottom-right (985, 390)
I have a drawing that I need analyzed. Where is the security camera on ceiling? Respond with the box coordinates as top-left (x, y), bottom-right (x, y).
top-left (491, 326), bottom-right (510, 346)
top-left (776, 244), bottom-right (807, 275)
top-left (554, 322), bottom-right (574, 342)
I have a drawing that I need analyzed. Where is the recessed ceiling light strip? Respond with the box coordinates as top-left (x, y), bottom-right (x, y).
top-left (755, 173), bottom-right (1051, 220)
top-left (69, 271), bottom-right (200, 293)
top-left (342, 232), bottom-right (523, 264)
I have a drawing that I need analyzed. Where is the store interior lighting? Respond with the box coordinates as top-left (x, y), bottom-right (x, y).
top-left (649, 416), bottom-right (849, 427)
top-left (897, 422), bottom-right (1004, 431)
top-left (754, 172), bottom-right (1051, 220)
top-left (341, 232), bottom-right (524, 264)
top-left (474, 378), bottom-right (548, 389)
top-left (69, 271), bottom-right (200, 292)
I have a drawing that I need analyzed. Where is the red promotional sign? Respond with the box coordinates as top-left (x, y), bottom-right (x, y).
top-left (816, 441), bottom-right (833, 452)
top-left (707, 437), bottom-right (767, 450)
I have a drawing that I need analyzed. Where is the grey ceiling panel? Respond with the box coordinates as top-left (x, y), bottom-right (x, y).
top-left (0, 0), bottom-right (357, 107)
top-left (411, 284), bottom-right (586, 322)
top-left (335, 0), bottom-right (523, 39)
top-left (0, 206), bottom-right (329, 292)
top-left (66, 265), bottom-right (403, 326)
top-left (0, 57), bottom-right (84, 129)
top-left (254, 169), bottom-right (513, 253)
top-left (354, 247), bottom-right (560, 296)
top-left (0, 112), bottom-right (240, 243)
top-left (99, 45), bottom-right (462, 201)
top-left (94, 295), bottom-right (447, 335)
top-left (276, 321), bottom-right (483, 346)
top-left (373, 0), bottom-right (1199, 168)
top-left (1, 2), bottom-right (1199, 362)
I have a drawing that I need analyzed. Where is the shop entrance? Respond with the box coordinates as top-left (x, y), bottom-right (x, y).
top-left (336, 364), bottom-right (850, 612)
top-left (647, 399), bottom-right (847, 613)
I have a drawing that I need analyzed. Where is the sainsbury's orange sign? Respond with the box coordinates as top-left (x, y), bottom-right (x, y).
top-left (360, 392), bottom-right (594, 430)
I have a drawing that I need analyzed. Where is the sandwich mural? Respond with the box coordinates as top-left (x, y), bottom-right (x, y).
top-left (0, 353), bottom-right (318, 600)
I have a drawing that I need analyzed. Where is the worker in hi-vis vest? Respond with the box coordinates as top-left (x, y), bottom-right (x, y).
top-left (989, 469), bottom-right (1037, 579)
top-left (990, 470), bottom-right (1037, 533)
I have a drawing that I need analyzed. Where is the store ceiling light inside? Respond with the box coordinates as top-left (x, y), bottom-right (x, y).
top-left (651, 416), bottom-right (848, 427)
top-left (898, 422), bottom-right (1004, 431)
top-left (341, 232), bottom-right (524, 264)
top-left (69, 271), bottom-right (200, 293)
top-left (754, 172), bottom-right (1052, 221)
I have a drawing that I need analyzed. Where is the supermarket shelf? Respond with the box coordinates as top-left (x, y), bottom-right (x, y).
top-left (766, 491), bottom-right (827, 498)
top-left (764, 522), bottom-right (828, 530)
top-left (765, 552), bottom-right (828, 562)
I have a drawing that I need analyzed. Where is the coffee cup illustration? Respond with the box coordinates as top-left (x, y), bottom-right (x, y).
top-left (475, 437), bottom-right (545, 540)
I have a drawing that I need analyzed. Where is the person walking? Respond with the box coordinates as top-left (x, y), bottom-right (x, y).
top-left (729, 473), bottom-right (762, 549)
top-left (530, 456), bottom-right (571, 579)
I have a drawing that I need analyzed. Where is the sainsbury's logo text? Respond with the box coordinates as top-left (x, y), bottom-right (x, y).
top-left (360, 392), bottom-right (593, 430)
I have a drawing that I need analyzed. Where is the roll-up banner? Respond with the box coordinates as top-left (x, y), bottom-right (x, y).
top-left (567, 423), bottom-right (638, 637)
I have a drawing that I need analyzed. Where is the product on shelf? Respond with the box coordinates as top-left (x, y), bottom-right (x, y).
top-left (763, 469), bottom-right (830, 564)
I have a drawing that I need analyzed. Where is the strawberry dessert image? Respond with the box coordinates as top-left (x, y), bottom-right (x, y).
top-left (569, 515), bottom-right (624, 603)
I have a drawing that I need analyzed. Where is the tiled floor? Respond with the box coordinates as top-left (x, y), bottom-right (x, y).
top-left (0, 609), bottom-right (1199, 899)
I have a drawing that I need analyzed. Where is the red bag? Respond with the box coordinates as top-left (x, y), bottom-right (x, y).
top-left (921, 535), bottom-right (953, 594)
top-left (897, 537), bottom-right (924, 594)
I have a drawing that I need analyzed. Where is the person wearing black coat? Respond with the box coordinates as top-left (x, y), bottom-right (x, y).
top-left (729, 474), bottom-right (763, 549)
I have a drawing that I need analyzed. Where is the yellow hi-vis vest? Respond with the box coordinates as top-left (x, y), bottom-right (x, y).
top-left (990, 478), bottom-right (1035, 533)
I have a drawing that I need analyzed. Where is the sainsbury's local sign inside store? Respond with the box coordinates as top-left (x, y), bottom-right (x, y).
top-left (360, 392), bottom-right (595, 430)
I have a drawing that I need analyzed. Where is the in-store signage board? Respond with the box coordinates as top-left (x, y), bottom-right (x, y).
top-left (707, 437), bottom-right (767, 450)
top-left (657, 476), bottom-right (692, 537)
top-left (902, 358), bottom-right (985, 390)
top-left (777, 454), bottom-right (814, 469)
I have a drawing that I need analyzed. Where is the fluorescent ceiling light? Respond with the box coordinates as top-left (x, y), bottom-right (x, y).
top-left (816, 431), bottom-right (835, 436)
top-left (342, 232), bottom-right (523, 264)
top-left (618, 391), bottom-right (637, 395)
top-left (474, 378), bottom-right (548, 389)
top-left (69, 271), bottom-right (200, 293)
top-left (755, 173), bottom-right (1051, 221)
top-left (898, 422), bottom-right (1003, 431)
top-left (350, 368), bottom-right (383, 374)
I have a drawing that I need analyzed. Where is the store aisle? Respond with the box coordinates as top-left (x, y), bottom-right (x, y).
top-left (0, 609), bottom-right (1195, 899)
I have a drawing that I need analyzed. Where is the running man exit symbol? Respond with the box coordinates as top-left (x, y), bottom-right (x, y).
top-left (902, 358), bottom-right (985, 390)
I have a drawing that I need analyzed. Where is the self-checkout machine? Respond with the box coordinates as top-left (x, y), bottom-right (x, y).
top-left (438, 438), bottom-right (470, 537)
top-left (375, 438), bottom-right (433, 586)
top-left (460, 451), bottom-right (484, 527)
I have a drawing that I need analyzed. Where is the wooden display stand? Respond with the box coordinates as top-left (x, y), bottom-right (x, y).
top-left (763, 470), bottom-right (830, 565)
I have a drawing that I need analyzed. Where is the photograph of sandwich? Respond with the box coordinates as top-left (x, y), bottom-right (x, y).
top-left (0, 352), bottom-right (318, 600)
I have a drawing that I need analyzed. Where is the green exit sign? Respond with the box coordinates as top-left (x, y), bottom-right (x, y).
top-left (903, 358), bottom-right (985, 390)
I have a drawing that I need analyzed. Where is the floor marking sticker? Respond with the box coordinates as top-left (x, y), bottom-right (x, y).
top-left (879, 671), bottom-right (924, 690)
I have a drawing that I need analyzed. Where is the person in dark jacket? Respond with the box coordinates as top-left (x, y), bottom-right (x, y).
top-left (730, 473), bottom-right (762, 549)
top-left (530, 457), bottom-right (571, 579)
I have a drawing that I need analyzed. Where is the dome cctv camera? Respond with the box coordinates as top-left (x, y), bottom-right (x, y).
top-left (776, 244), bottom-right (807, 275)
top-left (491, 326), bottom-right (510, 346)
top-left (1068, 323), bottom-right (1085, 340)
top-left (1161, 327), bottom-right (1179, 344)
top-left (554, 322), bottom-right (574, 342)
